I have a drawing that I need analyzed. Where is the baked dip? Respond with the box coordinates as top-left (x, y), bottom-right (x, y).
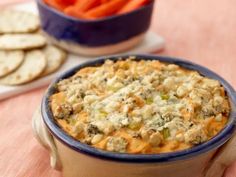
top-left (50, 58), bottom-right (230, 154)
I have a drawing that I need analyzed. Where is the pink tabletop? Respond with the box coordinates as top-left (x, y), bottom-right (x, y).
top-left (0, 0), bottom-right (236, 177)
top-left (0, 0), bottom-right (30, 6)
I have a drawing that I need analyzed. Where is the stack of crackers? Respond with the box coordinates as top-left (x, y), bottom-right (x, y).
top-left (0, 9), bottom-right (67, 86)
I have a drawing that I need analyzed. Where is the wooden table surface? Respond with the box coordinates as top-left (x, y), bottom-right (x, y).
top-left (0, 0), bottom-right (236, 177)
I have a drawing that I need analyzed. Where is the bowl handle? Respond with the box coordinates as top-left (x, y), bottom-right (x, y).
top-left (204, 133), bottom-right (236, 177)
top-left (32, 107), bottom-right (62, 170)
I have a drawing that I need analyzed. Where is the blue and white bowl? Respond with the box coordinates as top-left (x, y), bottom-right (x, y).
top-left (33, 55), bottom-right (236, 177)
top-left (36, 0), bottom-right (154, 56)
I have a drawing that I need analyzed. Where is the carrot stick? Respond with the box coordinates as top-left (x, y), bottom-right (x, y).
top-left (85, 0), bottom-right (128, 19)
top-left (64, 6), bottom-right (86, 18)
top-left (57, 0), bottom-right (76, 6)
top-left (44, 0), bottom-right (76, 10)
top-left (117, 0), bottom-right (150, 14)
top-left (100, 0), bottom-right (111, 4)
top-left (75, 0), bottom-right (101, 12)
top-left (44, 0), bottom-right (68, 11)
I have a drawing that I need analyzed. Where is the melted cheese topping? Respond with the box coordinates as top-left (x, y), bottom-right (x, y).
top-left (50, 58), bottom-right (230, 154)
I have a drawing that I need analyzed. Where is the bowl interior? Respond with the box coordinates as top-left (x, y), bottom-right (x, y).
top-left (42, 55), bottom-right (236, 163)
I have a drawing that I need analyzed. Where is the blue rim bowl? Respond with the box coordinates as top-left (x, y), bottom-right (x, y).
top-left (41, 55), bottom-right (236, 163)
top-left (36, 0), bottom-right (154, 47)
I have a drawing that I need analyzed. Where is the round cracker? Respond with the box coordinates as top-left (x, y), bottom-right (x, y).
top-left (0, 10), bottom-right (40, 34)
top-left (0, 50), bottom-right (24, 77)
top-left (42, 45), bottom-right (67, 76)
top-left (0, 34), bottom-right (46, 50)
top-left (0, 50), bottom-right (46, 85)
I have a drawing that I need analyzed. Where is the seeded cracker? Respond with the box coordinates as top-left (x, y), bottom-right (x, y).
top-left (0, 34), bottom-right (46, 50)
top-left (0, 50), bottom-right (46, 85)
top-left (0, 51), bottom-right (24, 77)
top-left (0, 10), bottom-right (39, 34)
top-left (41, 45), bottom-right (67, 76)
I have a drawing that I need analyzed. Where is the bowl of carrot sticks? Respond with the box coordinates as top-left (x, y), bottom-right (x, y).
top-left (36, 0), bottom-right (154, 56)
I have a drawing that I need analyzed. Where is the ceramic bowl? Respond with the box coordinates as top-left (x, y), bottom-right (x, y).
top-left (33, 55), bottom-right (236, 177)
top-left (36, 0), bottom-right (154, 56)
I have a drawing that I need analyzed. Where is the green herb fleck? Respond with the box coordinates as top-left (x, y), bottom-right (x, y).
top-left (146, 98), bottom-right (153, 105)
top-left (161, 93), bottom-right (169, 100)
top-left (128, 121), bottom-right (141, 130)
top-left (99, 109), bottom-right (108, 119)
top-left (162, 128), bottom-right (170, 139)
top-left (107, 86), bottom-right (119, 92)
top-left (69, 118), bottom-right (77, 125)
